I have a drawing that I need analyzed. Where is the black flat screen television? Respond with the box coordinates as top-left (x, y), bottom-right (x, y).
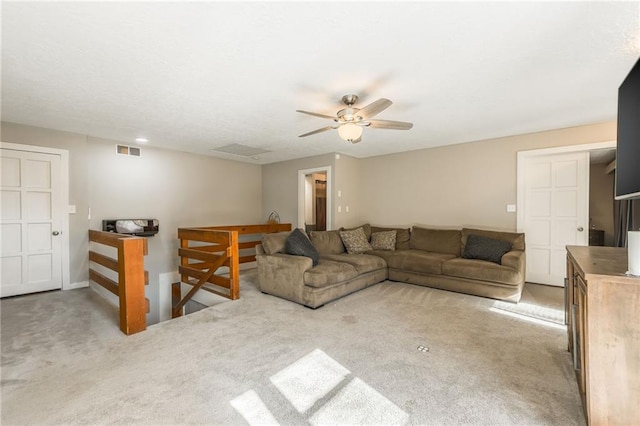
top-left (615, 56), bottom-right (640, 200)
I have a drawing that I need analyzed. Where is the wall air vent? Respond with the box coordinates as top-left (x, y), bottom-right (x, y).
top-left (211, 143), bottom-right (270, 157)
top-left (116, 145), bottom-right (141, 157)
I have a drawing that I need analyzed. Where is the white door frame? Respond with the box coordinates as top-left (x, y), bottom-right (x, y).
top-left (1, 142), bottom-right (71, 291)
top-left (516, 141), bottom-right (616, 233)
top-left (298, 166), bottom-right (332, 230)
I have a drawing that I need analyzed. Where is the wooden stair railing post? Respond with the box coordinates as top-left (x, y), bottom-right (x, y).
top-left (171, 282), bottom-right (183, 318)
top-left (118, 237), bottom-right (147, 335)
top-left (229, 230), bottom-right (240, 300)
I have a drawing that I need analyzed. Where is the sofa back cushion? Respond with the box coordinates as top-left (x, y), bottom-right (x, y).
top-left (410, 227), bottom-right (462, 256)
top-left (371, 226), bottom-right (411, 250)
top-left (462, 228), bottom-right (525, 251)
top-left (308, 230), bottom-right (346, 254)
top-left (261, 231), bottom-right (291, 255)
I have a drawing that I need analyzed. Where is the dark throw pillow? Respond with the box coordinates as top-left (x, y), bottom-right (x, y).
top-left (462, 234), bottom-right (512, 264)
top-left (285, 228), bottom-right (319, 266)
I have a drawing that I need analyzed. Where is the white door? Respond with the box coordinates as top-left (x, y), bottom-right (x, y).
top-left (1, 148), bottom-right (63, 297)
top-left (521, 152), bottom-right (589, 286)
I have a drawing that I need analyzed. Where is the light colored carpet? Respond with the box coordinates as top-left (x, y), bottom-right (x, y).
top-left (492, 283), bottom-right (565, 325)
top-left (1, 270), bottom-right (584, 425)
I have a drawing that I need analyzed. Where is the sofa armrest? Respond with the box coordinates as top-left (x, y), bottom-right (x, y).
top-left (256, 253), bottom-right (312, 305)
top-left (501, 250), bottom-right (526, 275)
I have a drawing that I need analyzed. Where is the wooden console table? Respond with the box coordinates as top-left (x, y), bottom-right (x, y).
top-left (565, 246), bottom-right (640, 425)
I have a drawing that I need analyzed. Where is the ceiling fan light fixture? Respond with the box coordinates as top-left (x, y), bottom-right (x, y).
top-left (338, 123), bottom-right (363, 142)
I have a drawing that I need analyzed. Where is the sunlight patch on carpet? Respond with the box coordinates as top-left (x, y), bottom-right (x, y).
top-left (489, 307), bottom-right (566, 330)
top-left (492, 300), bottom-right (564, 325)
top-left (230, 390), bottom-right (280, 426)
top-left (231, 348), bottom-right (410, 424)
top-left (309, 377), bottom-right (409, 426)
top-left (270, 348), bottom-right (350, 413)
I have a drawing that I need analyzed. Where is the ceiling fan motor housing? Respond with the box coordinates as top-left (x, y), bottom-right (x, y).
top-left (341, 94), bottom-right (359, 106)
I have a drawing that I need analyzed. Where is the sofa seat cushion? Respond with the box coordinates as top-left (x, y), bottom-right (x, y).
top-left (365, 249), bottom-right (406, 264)
top-left (304, 260), bottom-right (359, 288)
top-left (384, 250), bottom-right (457, 275)
top-left (442, 258), bottom-right (521, 286)
top-left (321, 253), bottom-right (387, 274)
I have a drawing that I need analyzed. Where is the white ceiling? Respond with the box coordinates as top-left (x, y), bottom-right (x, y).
top-left (2, 2), bottom-right (639, 164)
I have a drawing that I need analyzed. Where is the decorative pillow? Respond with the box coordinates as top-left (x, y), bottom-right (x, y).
top-left (371, 226), bottom-right (411, 250)
top-left (285, 228), bottom-right (319, 266)
top-left (370, 230), bottom-right (396, 251)
top-left (462, 228), bottom-right (525, 251)
top-left (462, 234), bottom-right (512, 264)
top-left (340, 224), bottom-right (372, 241)
top-left (339, 227), bottom-right (372, 254)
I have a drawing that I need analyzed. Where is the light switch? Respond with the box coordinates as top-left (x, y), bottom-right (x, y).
top-left (68, 205), bottom-right (76, 214)
top-left (346, 206), bottom-right (350, 213)
top-left (338, 206), bottom-right (342, 213)
top-left (507, 204), bottom-right (517, 213)
top-left (338, 190), bottom-right (342, 198)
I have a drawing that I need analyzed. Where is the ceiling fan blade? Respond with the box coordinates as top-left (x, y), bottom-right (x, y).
top-left (356, 98), bottom-right (392, 119)
top-left (296, 110), bottom-right (336, 120)
top-left (299, 126), bottom-right (335, 137)
top-left (367, 119), bottom-right (413, 130)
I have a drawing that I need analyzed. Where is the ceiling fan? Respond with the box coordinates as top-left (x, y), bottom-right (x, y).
top-left (297, 94), bottom-right (413, 143)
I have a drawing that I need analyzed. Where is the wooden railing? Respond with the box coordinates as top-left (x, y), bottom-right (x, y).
top-left (88, 230), bottom-right (149, 335)
top-left (172, 223), bottom-right (292, 318)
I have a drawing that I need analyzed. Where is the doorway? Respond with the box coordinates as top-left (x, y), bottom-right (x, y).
top-left (517, 141), bottom-right (616, 286)
top-left (309, 174), bottom-right (327, 231)
top-left (1, 143), bottom-right (70, 297)
top-left (298, 166), bottom-right (332, 231)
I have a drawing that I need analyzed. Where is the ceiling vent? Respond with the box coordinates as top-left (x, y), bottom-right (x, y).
top-left (211, 143), bottom-right (270, 157)
top-left (116, 145), bottom-right (141, 157)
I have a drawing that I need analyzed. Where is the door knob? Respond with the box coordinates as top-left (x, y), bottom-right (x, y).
top-left (577, 227), bottom-right (584, 232)
top-left (52, 231), bottom-right (60, 236)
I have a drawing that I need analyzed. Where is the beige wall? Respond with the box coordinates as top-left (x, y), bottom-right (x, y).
top-left (262, 153), bottom-right (335, 228)
top-left (1, 122), bottom-right (262, 325)
top-left (333, 153), bottom-right (363, 229)
top-left (589, 163), bottom-right (615, 246)
top-left (358, 122), bottom-right (617, 231)
top-left (260, 122), bottom-right (617, 233)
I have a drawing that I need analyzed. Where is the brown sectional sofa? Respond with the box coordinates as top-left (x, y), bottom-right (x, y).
top-left (256, 224), bottom-right (525, 308)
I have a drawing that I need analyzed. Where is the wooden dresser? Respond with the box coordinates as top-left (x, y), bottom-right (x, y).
top-left (565, 246), bottom-right (640, 425)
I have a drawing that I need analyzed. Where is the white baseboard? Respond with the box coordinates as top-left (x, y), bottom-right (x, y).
top-left (65, 280), bottom-right (89, 290)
